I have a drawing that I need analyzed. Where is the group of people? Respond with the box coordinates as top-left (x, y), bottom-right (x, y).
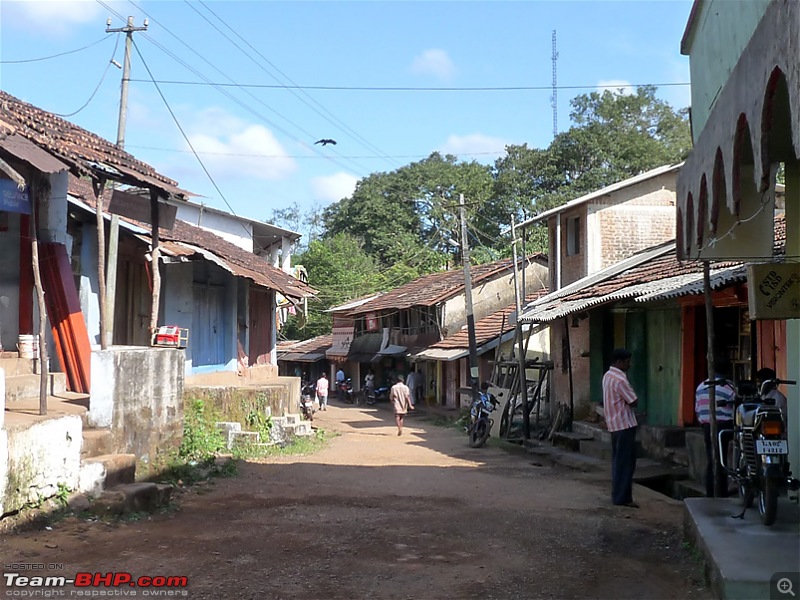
top-left (307, 369), bottom-right (419, 436)
top-left (603, 347), bottom-right (789, 508)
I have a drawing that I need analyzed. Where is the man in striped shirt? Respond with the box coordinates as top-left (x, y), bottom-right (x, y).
top-left (603, 348), bottom-right (639, 508)
top-left (695, 357), bottom-right (735, 497)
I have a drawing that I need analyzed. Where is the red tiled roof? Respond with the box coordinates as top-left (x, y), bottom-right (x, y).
top-left (0, 90), bottom-right (184, 196)
top-left (430, 290), bottom-right (549, 350)
top-left (344, 254), bottom-right (547, 315)
top-left (278, 334), bottom-right (333, 355)
top-left (69, 178), bottom-right (316, 299)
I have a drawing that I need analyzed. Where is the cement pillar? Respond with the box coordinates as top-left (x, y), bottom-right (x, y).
top-left (0, 366), bottom-right (5, 428)
top-left (281, 236), bottom-right (292, 273)
top-left (784, 161), bottom-right (799, 472)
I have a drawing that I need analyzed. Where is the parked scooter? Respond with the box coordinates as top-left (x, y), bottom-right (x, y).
top-left (339, 378), bottom-right (355, 404)
top-left (466, 384), bottom-right (499, 448)
top-left (713, 377), bottom-right (798, 526)
top-left (300, 382), bottom-right (316, 422)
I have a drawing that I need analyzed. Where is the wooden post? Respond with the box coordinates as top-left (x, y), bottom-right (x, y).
top-left (106, 214), bottom-right (120, 346)
top-left (703, 261), bottom-right (720, 497)
top-left (149, 189), bottom-right (161, 336)
top-left (30, 179), bottom-right (50, 416)
top-left (92, 178), bottom-right (108, 349)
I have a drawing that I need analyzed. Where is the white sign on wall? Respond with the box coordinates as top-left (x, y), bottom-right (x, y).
top-left (747, 263), bottom-right (800, 320)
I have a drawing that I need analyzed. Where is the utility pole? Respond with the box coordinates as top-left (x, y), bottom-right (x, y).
top-left (551, 30), bottom-right (559, 140)
top-left (106, 16), bottom-right (148, 149)
top-left (460, 193), bottom-right (480, 405)
top-left (511, 216), bottom-right (530, 439)
top-left (103, 16), bottom-right (148, 347)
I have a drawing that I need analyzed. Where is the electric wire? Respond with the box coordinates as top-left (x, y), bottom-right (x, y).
top-left (0, 36), bottom-right (110, 63)
top-left (126, 80), bottom-right (691, 92)
top-left (54, 34), bottom-right (122, 118)
top-left (125, 0), bottom-right (372, 177)
top-left (193, 0), bottom-right (399, 171)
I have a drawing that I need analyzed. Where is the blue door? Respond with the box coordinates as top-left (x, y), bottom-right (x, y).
top-left (192, 285), bottom-right (225, 367)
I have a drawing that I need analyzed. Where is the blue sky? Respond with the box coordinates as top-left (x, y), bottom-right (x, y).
top-left (0, 0), bottom-right (693, 227)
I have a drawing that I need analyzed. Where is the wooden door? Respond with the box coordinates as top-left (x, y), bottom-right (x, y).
top-left (192, 285), bottom-right (225, 367)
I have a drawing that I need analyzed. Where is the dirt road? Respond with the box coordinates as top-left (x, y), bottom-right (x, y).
top-left (1, 403), bottom-right (711, 599)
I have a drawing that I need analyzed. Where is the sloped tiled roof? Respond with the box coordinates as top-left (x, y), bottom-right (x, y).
top-left (276, 334), bottom-right (332, 361)
top-left (342, 254), bottom-right (547, 315)
top-left (429, 290), bottom-right (549, 350)
top-left (0, 90), bottom-right (184, 197)
top-left (69, 178), bottom-right (316, 299)
top-left (521, 214), bottom-right (786, 322)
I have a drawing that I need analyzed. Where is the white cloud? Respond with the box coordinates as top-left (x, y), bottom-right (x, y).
top-left (183, 108), bottom-right (296, 181)
top-left (439, 134), bottom-right (508, 162)
top-left (2, 0), bottom-right (104, 34)
top-left (410, 49), bottom-right (455, 82)
top-left (597, 79), bottom-right (636, 95)
top-left (311, 172), bottom-right (359, 204)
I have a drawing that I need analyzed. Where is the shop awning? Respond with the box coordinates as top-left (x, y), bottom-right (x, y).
top-left (378, 344), bottom-right (407, 356)
top-left (346, 332), bottom-right (383, 363)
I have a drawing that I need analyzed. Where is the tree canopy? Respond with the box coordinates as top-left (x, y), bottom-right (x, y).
top-left (276, 86), bottom-right (691, 339)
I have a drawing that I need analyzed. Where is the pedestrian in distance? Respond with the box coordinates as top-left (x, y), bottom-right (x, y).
top-left (336, 367), bottom-right (346, 401)
top-left (316, 372), bottom-right (329, 411)
top-left (695, 355), bottom-right (735, 498)
top-left (602, 348), bottom-right (640, 508)
top-left (390, 374), bottom-right (414, 436)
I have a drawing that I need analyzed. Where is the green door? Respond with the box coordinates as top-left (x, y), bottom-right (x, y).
top-left (645, 308), bottom-right (682, 426)
top-left (625, 310), bottom-right (648, 419)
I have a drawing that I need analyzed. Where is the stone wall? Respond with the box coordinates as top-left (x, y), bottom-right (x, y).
top-left (89, 347), bottom-right (185, 466)
top-left (185, 376), bottom-right (299, 420)
top-left (1, 415), bottom-right (82, 516)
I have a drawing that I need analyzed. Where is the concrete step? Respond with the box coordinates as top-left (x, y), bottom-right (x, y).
top-left (552, 430), bottom-right (594, 452)
top-left (580, 439), bottom-right (613, 461)
top-left (91, 482), bottom-right (173, 516)
top-left (4, 372), bottom-right (67, 403)
top-left (0, 356), bottom-right (36, 376)
top-left (673, 478), bottom-right (706, 500)
top-left (81, 428), bottom-right (113, 459)
top-left (572, 420), bottom-right (612, 444)
top-left (79, 453), bottom-right (136, 495)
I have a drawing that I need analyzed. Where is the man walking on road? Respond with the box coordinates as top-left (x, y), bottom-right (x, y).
top-left (602, 348), bottom-right (639, 508)
top-left (316, 372), bottom-right (330, 411)
top-left (390, 374), bottom-right (414, 436)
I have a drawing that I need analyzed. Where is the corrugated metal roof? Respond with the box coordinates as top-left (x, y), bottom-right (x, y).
top-left (519, 215), bottom-right (785, 323)
top-left (0, 132), bottom-right (69, 174)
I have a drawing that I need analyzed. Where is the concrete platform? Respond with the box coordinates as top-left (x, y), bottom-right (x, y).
top-left (684, 497), bottom-right (800, 600)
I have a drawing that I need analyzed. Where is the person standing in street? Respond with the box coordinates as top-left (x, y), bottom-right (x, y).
top-left (602, 348), bottom-right (640, 508)
top-left (316, 372), bottom-right (329, 411)
top-left (695, 357), bottom-right (735, 497)
top-left (336, 367), bottom-right (346, 401)
top-left (390, 374), bottom-right (414, 436)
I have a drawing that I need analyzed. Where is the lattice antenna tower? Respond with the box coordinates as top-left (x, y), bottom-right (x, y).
top-left (551, 30), bottom-right (559, 139)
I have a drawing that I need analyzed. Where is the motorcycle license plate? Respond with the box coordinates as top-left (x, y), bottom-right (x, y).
top-left (755, 440), bottom-right (788, 454)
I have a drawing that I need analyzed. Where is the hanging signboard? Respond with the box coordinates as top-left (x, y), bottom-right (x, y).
top-left (0, 179), bottom-right (31, 214)
top-left (747, 263), bottom-right (800, 320)
top-left (107, 189), bottom-right (176, 229)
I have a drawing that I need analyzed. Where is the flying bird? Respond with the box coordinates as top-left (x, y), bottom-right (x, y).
top-left (314, 138), bottom-right (337, 146)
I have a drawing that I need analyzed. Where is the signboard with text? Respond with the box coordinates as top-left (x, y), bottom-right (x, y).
top-left (0, 179), bottom-right (31, 214)
top-left (747, 263), bottom-right (800, 320)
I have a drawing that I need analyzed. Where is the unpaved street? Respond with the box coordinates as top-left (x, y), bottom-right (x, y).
top-left (2, 403), bottom-right (711, 599)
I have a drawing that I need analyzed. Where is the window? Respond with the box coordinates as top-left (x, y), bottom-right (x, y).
top-left (566, 216), bottom-right (581, 256)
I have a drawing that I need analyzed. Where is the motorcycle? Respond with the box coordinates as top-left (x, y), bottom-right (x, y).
top-left (715, 377), bottom-right (798, 526)
top-left (339, 378), bottom-right (354, 404)
top-left (299, 382), bottom-right (316, 422)
top-left (466, 391), bottom-right (499, 448)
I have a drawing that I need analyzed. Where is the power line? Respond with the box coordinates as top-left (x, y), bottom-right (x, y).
top-left (116, 0), bottom-right (370, 177)
top-left (127, 80), bottom-right (691, 92)
top-left (53, 33), bottom-right (122, 118)
top-left (190, 0), bottom-right (399, 171)
top-left (0, 36), bottom-right (110, 63)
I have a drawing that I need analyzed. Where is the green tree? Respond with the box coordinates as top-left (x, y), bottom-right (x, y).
top-left (493, 86), bottom-right (691, 253)
top-left (281, 233), bottom-right (382, 339)
top-left (323, 153), bottom-right (494, 269)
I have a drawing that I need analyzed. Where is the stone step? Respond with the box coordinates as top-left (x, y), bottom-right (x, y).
top-left (91, 482), bottom-right (173, 516)
top-left (552, 430), bottom-right (594, 452)
top-left (79, 453), bottom-right (136, 495)
top-left (230, 431), bottom-right (260, 448)
top-left (579, 439), bottom-right (613, 461)
top-left (0, 356), bottom-right (36, 376)
top-left (572, 420), bottom-right (612, 444)
top-left (81, 428), bottom-right (113, 459)
top-left (4, 372), bottom-right (67, 403)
